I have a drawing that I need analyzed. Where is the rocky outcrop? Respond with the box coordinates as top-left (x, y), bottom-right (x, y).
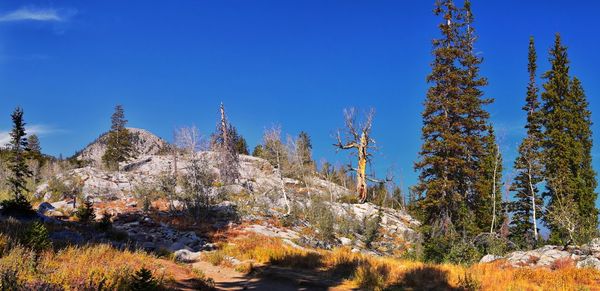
top-left (75, 128), bottom-right (168, 166)
top-left (480, 239), bottom-right (600, 270)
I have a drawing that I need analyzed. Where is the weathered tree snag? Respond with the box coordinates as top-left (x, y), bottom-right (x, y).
top-left (334, 108), bottom-right (381, 203)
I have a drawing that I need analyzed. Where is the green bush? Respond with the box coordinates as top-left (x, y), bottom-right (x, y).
top-left (306, 198), bottom-right (335, 242)
top-left (363, 211), bottom-right (382, 248)
top-left (0, 198), bottom-right (35, 218)
top-left (23, 221), bottom-right (51, 251)
top-left (76, 199), bottom-right (96, 224)
top-left (129, 268), bottom-right (159, 291)
top-left (444, 240), bottom-right (482, 265)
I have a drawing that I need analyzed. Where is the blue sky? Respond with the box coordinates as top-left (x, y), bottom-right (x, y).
top-left (0, 1), bottom-right (598, 199)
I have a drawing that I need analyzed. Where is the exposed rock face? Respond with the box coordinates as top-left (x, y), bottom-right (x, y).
top-left (37, 128), bottom-right (421, 257)
top-left (75, 128), bottom-right (168, 166)
top-left (481, 242), bottom-right (600, 270)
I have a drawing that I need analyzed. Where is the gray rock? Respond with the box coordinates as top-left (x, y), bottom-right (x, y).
top-left (480, 254), bottom-right (503, 263)
top-left (169, 241), bottom-right (191, 252)
top-left (37, 202), bottom-right (55, 214)
top-left (577, 257), bottom-right (600, 269)
top-left (339, 237), bottom-right (352, 246)
top-left (174, 249), bottom-right (200, 263)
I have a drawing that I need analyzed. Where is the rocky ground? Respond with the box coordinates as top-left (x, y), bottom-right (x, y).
top-left (481, 239), bottom-right (600, 270)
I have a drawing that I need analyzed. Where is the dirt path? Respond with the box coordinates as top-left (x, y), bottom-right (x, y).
top-left (192, 260), bottom-right (349, 291)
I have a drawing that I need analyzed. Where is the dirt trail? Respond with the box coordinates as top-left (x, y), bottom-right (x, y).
top-left (192, 260), bottom-right (349, 291)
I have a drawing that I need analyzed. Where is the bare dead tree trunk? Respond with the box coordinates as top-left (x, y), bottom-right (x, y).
top-left (220, 102), bottom-right (228, 147)
top-left (334, 108), bottom-right (380, 203)
top-left (276, 142), bottom-right (291, 216)
top-left (527, 160), bottom-right (539, 242)
top-left (490, 144), bottom-right (500, 233)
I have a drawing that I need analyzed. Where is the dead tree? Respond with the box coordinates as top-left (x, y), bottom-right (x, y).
top-left (334, 108), bottom-right (385, 203)
top-left (211, 103), bottom-right (240, 184)
top-left (263, 125), bottom-right (291, 215)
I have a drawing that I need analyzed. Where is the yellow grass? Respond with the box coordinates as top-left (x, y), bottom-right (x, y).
top-left (218, 233), bottom-right (600, 291)
top-left (0, 243), bottom-right (194, 290)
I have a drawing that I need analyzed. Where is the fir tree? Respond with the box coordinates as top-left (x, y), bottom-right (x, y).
top-left (296, 131), bottom-right (314, 168)
top-left (1, 107), bottom-right (34, 217)
top-left (473, 127), bottom-right (503, 234)
top-left (509, 37), bottom-right (544, 249)
top-left (102, 105), bottom-right (134, 170)
top-left (541, 34), bottom-right (598, 244)
top-left (415, 0), bottom-right (495, 244)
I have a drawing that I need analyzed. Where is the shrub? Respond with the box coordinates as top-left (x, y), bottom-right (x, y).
top-left (457, 272), bottom-right (481, 291)
top-left (47, 177), bottom-right (69, 201)
top-left (306, 198), bottom-right (335, 242)
top-left (445, 240), bottom-right (481, 265)
top-left (353, 260), bottom-right (388, 291)
top-left (96, 211), bottom-right (113, 232)
top-left (205, 251), bottom-right (225, 266)
top-left (0, 268), bottom-right (20, 291)
top-left (129, 268), bottom-right (159, 291)
top-left (23, 221), bottom-right (51, 251)
top-left (363, 211), bottom-right (382, 248)
top-left (76, 199), bottom-right (95, 223)
top-left (0, 198), bottom-right (35, 218)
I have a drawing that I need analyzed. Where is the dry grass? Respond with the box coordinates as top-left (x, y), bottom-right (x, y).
top-left (0, 243), bottom-right (213, 290)
top-left (216, 233), bottom-right (600, 291)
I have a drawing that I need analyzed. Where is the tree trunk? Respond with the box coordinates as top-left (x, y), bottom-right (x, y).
top-left (357, 133), bottom-right (368, 203)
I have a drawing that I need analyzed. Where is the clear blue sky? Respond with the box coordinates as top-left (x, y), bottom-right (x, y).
top-left (0, 1), bottom-right (598, 199)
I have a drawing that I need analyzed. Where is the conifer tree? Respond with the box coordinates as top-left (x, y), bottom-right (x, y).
top-left (473, 127), bottom-right (503, 234)
top-left (541, 34), bottom-right (598, 244)
top-left (509, 37), bottom-right (544, 248)
top-left (415, 0), bottom-right (495, 243)
top-left (297, 131), bottom-right (314, 168)
top-left (1, 107), bottom-right (34, 216)
top-left (102, 105), bottom-right (134, 170)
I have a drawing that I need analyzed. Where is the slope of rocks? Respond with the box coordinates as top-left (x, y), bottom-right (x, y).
top-left (480, 239), bottom-right (600, 270)
top-left (74, 127), bottom-right (168, 166)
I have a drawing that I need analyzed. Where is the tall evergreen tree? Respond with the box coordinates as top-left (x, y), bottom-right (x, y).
top-left (509, 37), bottom-right (544, 249)
top-left (1, 107), bottom-right (34, 216)
top-left (415, 0), bottom-right (495, 243)
top-left (541, 34), bottom-right (598, 244)
top-left (473, 127), bottom-right (503, 234)
top-left (102, 105), bottom-right (134, 170)
top-left (296, 131), bottom-right (314, 168)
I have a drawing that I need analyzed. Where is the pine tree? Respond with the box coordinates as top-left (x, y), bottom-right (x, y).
top-left (473, 127), bottom-right (503, 234)
top-left (541, 34), bottom-right (598, 244)
top-left (415, 0), bottom-right (495, 243)
top-left (415, 0), bottom-right (465, 238)
top-left (509, 37), bottom-right (544, 249)
top-left (1, 107), bottom-right (34, 216)
top-left (102, 105), bottom-right (134, 170)
top-left (297, 131), bottom-right (314, 168)
top-left (568, 77), bottom-right (598, 238)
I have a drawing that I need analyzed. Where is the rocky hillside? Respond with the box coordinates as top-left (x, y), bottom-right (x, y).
top-left (35, 128), bottom-right (420, 257)
top-left (74, 127), bottom-right (169, 166)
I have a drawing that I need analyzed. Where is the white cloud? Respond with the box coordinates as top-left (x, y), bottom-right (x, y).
top-left (0, 124), bottom-right (60, 147)
top-left (0, 7), bottom-right (76, 22)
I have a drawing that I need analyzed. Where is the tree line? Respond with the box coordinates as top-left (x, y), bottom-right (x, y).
top-left (410, 0), bottom-right (597, 262)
